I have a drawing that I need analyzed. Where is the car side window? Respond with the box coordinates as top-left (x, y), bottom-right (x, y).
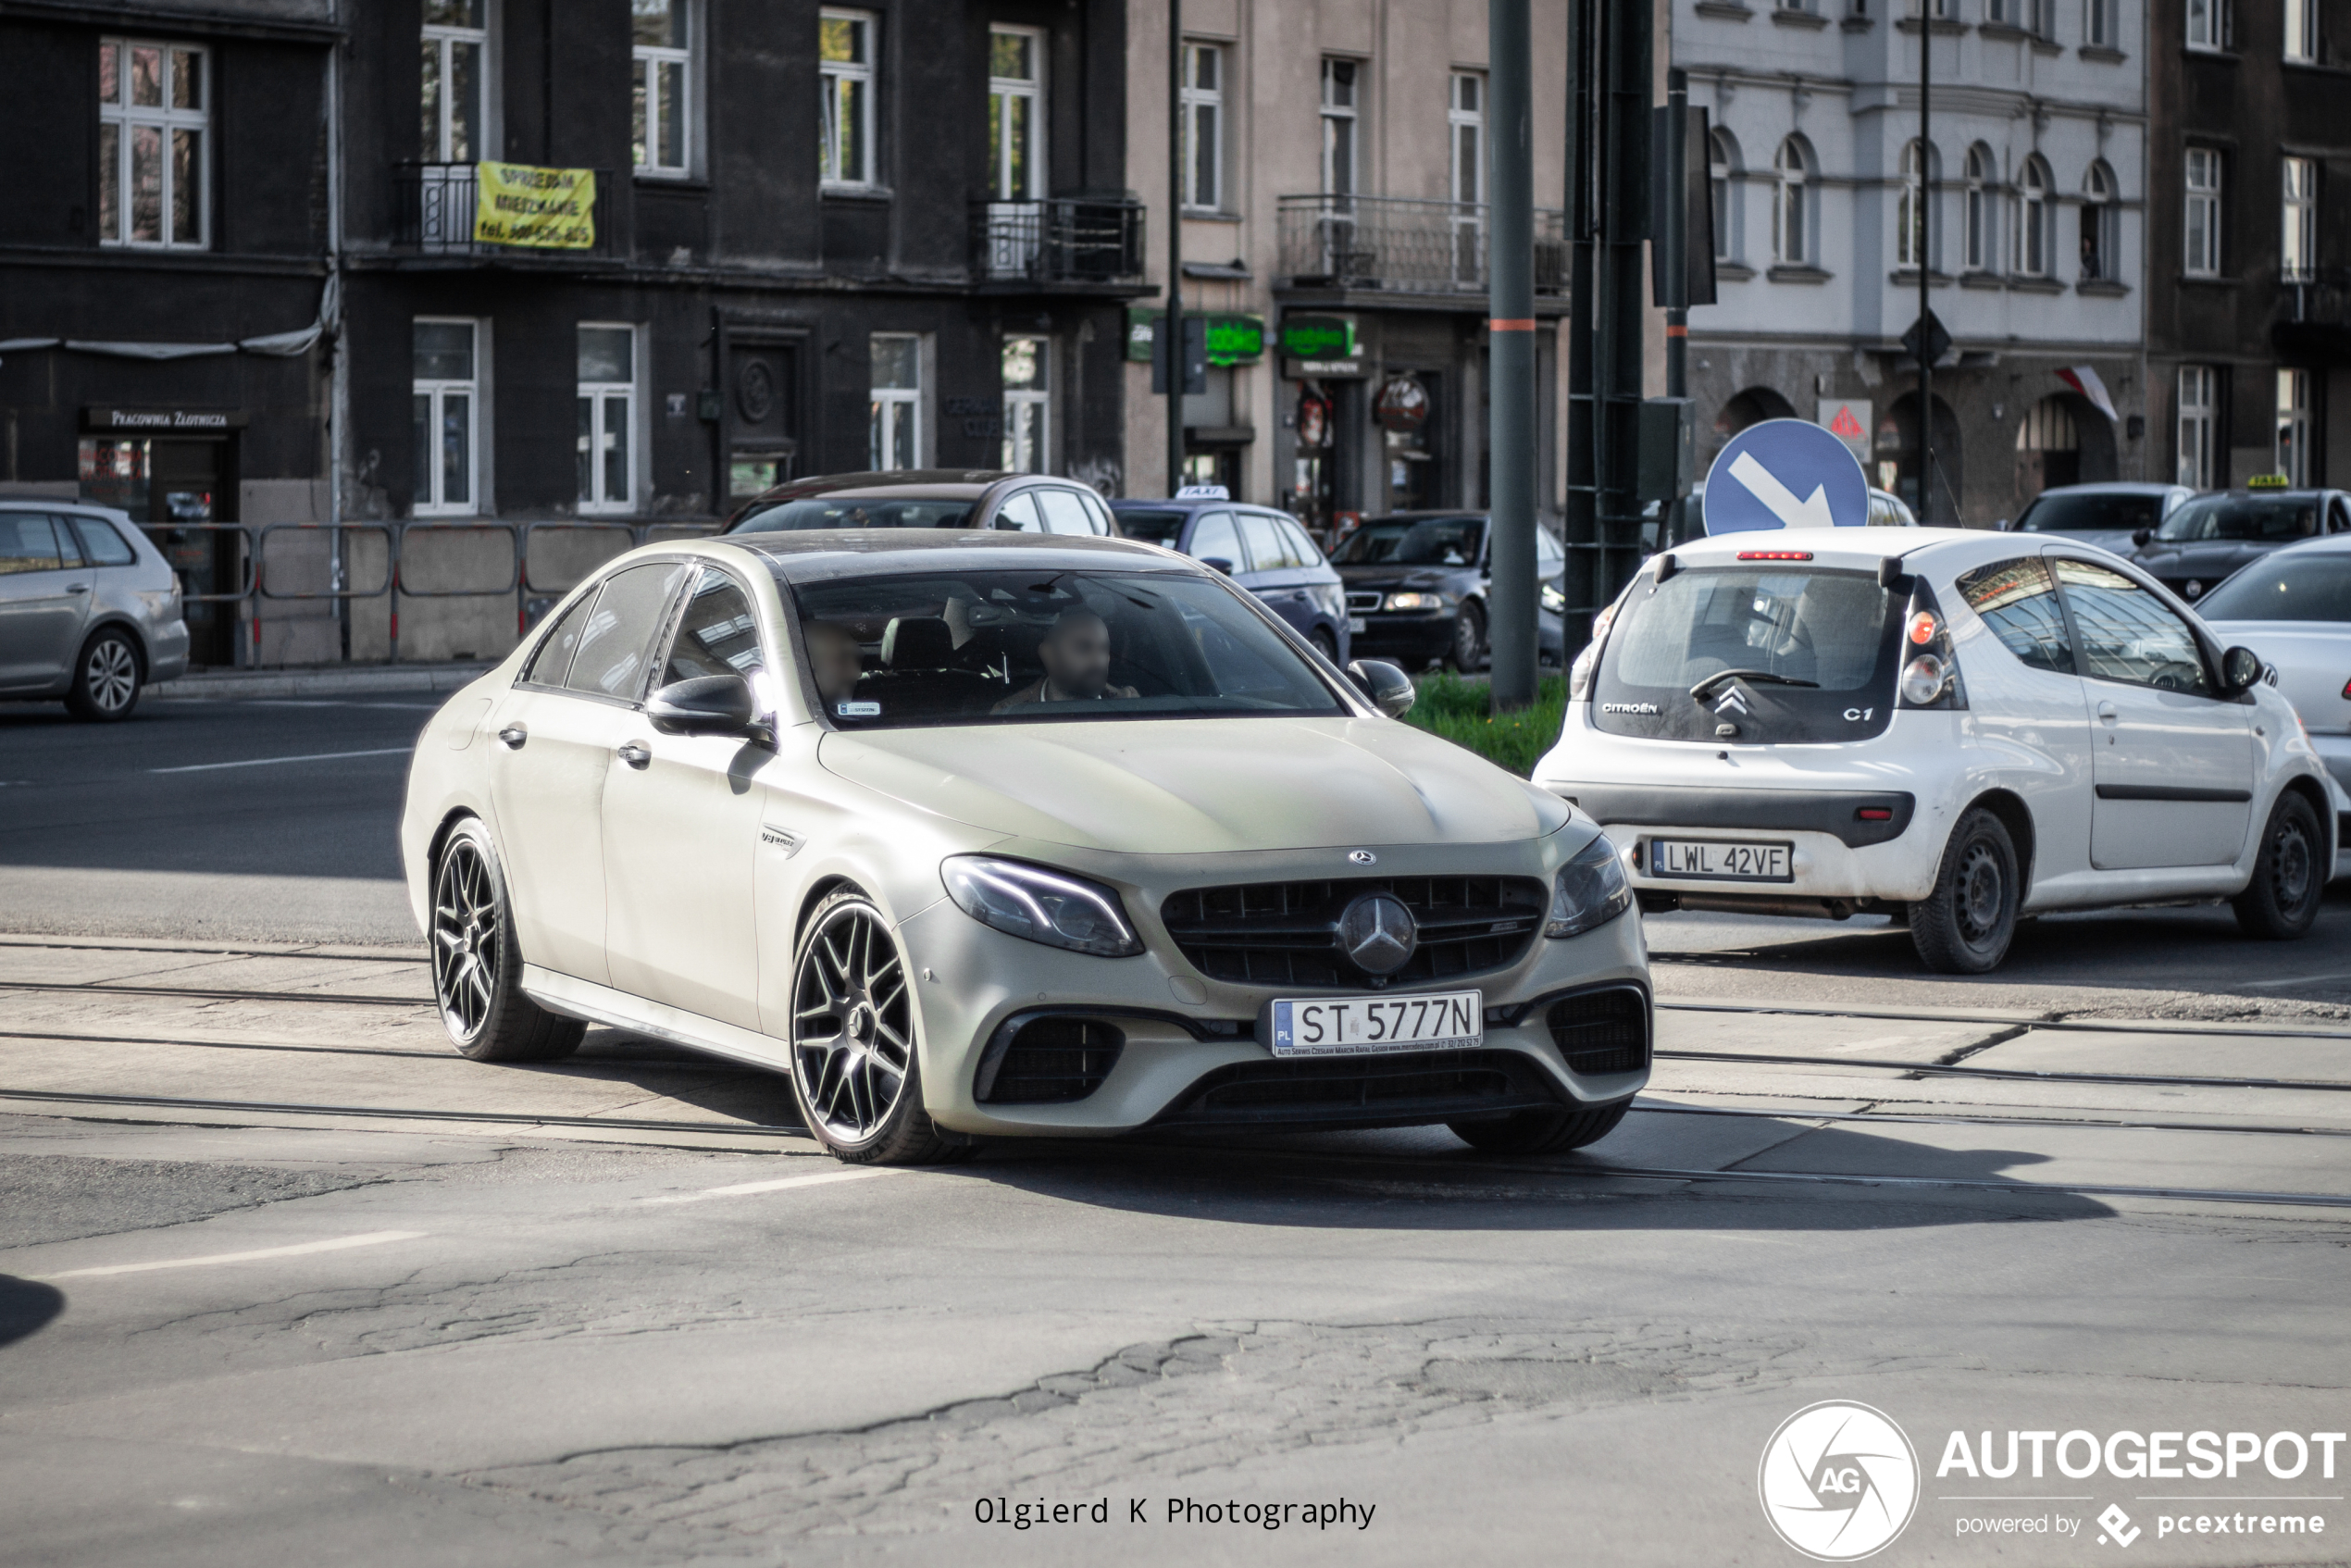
top-left (1277, 516), bottom-right (1325, 566)
top-left (0, 514), bottom-right (66, 575)
top-left (1955, 556), bottom-right (2075, 675)
top-left (2332, 498), bottom-right (2351, 534)
top-left (563, 561), bottom-right (691, 703)
top-left (993, 492), bottom-right (1045, 531)
top-left (68, 516), bottom-right (137, 566)
top-left (524, 592), bottom-right (595, 687)
top-left (1188, 511), bottom-right (1245, 568)
top-left (1036, 489), bottom-right (1097, 535)
top-left (1238, 513), bottom-right (1291, 571)
top-left (1077, 490), bottom-right (1117, 536)
top-left (658, 567), bottom-right (767, 686)
top-left (2050, 557), bottom-right (2212, 696)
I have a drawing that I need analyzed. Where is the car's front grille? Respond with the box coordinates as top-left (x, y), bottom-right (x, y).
top-left (1546, 986), bottom-right (1649, 1076)
top-left (976, 1016), bottom-right (1124, 1104)
top-left (1160, 875), bottom-right (1548, 989)
top-left (1155, 1049), bottom-right (1563, 1127)
top-left (1345, 591), bottom-right (1384, 614)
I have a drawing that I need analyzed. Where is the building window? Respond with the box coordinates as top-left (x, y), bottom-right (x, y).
top-left (2282, 156), bottom-right (2317, 282)
top-left (98, 39), bottom-right (207, 248)
top-left (1963, 143), bottom-right (1994, 271)
top-left (2081, 160), bottom-right (2117, 281)
top-left (1182, 44), bottom-right (1224, 211)
top-left (1449, 72), bottom-right (1486, 282)
top-left (1897, 139), bottom-right (1932, 269)
top-left (1773, 137), bottom-right (1810, 265)
top-left (869, 334), bottom-right (922, 471)
top-left (2086, 0), bottom-right (2114, 46)
top-left (2015, 156), bottom-right (2050, 277)
top-left (2284, 0), bottom-right (2317, 58)
top-left (1001, 336), bottom-right (1050, 473)
top-left (2277, 368), bottom-right (2311, 483)
top-left (1710, 129), bottom-right (1740, 261)
top-left (2176, 366), bottom-right (2216, 488)
top-left (420, 3), bottom-right (483, 164)
top-left (577, 325), bottom-right (636, 515)
top-left (1320, 58), bottom-right (1358, 198)
top-left (414, 319), bottom-right (479, 516)
top-left (2186, 0), bottom-right (2226, 48)
top-left (820, 9), bottom-right (876, 188)
top-left (2184, 147), bottom-right (2223, 277)
top-left (989, 26), bottom-right (1043, 202)
top-left (632, 0), bottom-right (692, 176)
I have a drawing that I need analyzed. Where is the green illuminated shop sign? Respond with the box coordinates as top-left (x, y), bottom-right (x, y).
top-left (1279, 316), bottom-right (1356, 360)
top-left (1125, 311), bottom-right (1265, 367)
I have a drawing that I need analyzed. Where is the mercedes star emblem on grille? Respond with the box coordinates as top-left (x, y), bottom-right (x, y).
top-left (1337, 892), bottom-right (1418, 976)
top-left (1348, 849), bottom-right (1377, 865)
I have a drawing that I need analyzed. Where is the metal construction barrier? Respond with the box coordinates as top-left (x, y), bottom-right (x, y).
top-left (139, 521), bottom-right (258, 604)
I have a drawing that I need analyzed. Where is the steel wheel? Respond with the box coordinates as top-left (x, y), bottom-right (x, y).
top-left (792, 900), bottom-right (914, 1143)
top-left (432, 834), bottom-right (502, 1045)
top-left (1952, 839), bottom-right (2007, 947)
top-left (1909, 807), bottom-right (2020, 974)
top-left (2235, 791), bottom-right (2324, 940)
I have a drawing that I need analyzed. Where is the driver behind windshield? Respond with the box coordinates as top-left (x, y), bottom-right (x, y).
top-left (992, 606), bottom-right (1139, 712)
top-left (802, 620), bottom-right (865, 705)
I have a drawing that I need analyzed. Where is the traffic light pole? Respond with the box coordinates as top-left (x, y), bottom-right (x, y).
top-left (1166, 0), bottom-right (1185, 495)
top-left (1661, 68), bottom-right (1689, 546)
top-left (1918, 6), bottom-right (1934, 520)
top-left (1487, 0), bottom-right (1537, 714)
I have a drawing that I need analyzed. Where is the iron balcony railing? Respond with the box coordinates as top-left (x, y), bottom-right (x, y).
top-left (1276, 193), bottom-right (1568, 295)
top-left (392, 162), bottom-right (615, 256)
top-left (969, 197), bottom-right (1147, 285)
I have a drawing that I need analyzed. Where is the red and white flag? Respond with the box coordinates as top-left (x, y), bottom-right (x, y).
top-left (2056, 366), bottom-right (2118, 422)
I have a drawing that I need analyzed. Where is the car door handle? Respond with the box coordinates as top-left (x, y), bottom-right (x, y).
top-left (65, 583), bottom-right (90, 594)
top-left (497, 723), bottom-right (528, 749)
top-left (2096, 701), bottom-right (2119, 723)
top-left (617, 740), bottom-right (652, 769)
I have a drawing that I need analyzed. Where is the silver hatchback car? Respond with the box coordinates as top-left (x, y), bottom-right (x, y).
top-left (0, 504), bottom-right (190, 719)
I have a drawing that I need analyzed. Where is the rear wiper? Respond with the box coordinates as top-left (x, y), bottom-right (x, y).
top-left (1688, 668), bottom-right (1820, 699)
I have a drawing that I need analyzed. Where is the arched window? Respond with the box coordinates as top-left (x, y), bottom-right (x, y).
top-left (1963, 144), bottom-right (1994, 272)
top-left (2015, 156), bottom-right (2050, 277)
top-left (1710, 129), bottom-right (1740, 262)
top-left (1773, 137), bottom-right (1810, 266)
top-left (2080, 160), bottom-right (2116, 282)
top-left (1897, 139), bottom-right (1935, 269)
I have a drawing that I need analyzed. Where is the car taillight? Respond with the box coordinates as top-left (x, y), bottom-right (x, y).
top-left (1895, 579), bottom-right (1967, 711)
top-left (1906, 611), bottom-right (1939, 645)
top-left (1856, 807), bottom-right (1894, 822)
top-left (2343, 676), bottom-right (2351, 700)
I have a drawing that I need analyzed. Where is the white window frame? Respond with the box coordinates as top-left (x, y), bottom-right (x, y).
top-left (2015, 156), bottom-right (2050, 278)
top-left (2177, 366), bottom-right (2216, 488)
top-left (2285, 0), bottom-right (2318, 58)
top-left (98, 38), bottom-right (208, 249)
top-left (868, 332), bottom-right (924, 472)
top-left (414, 317), bottom-right (482, 518)
top-left (1182, 43), bottom-right (1225, 212)
top-left (2186, 0), bottom-right (2223, 49)
top-left (2081, 160), bottom-right (2117, 281)
top-left (2282, 156), bottom-right (2317, 282)
top-left (2086, 0), bottom-right (2115, 46)
top-left (577, 323), bottom-right (638, 516)
top-left (633, 0), bottom-right (695, 178)
top-left (1963, 144), bottom-right (1993, 271)
top-left (1320, 57), bottom-right (1358, 198)
top-left (1897, 139), bottom-right (1931, 269)
top-left (2277, 368), bottom-right (2311, 484)
top-left (1773, 137), bottom-right (1810, 265)
top-left (1710, 130), bottom-right (1739, 261)
top-left (2184, 147), bottom-right (2223, 278)
top-left (988, 24), bottom-right (1044, 203)
top-left (421, 5), bottom-right (486, 165)
top-left (1449, 71), bottom-right (1486, 207)
top-left (820, 8), bottom-right (877, 190)
top-left (1001, 335), bottom-right (1051, 475)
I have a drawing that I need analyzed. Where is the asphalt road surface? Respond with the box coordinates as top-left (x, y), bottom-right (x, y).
top-left (5, 699), bottom-right (2351, 1566)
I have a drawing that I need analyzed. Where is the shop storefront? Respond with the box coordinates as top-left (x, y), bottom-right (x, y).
top-left (79, 406), bottom-right (248, 666)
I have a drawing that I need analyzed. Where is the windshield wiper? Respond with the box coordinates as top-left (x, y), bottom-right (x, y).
top-left (1689, 669), bottom-right (1820, 699)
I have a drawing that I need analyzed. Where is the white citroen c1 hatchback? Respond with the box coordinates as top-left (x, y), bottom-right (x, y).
top-left (1532, 528), bottom-right (2339, 972)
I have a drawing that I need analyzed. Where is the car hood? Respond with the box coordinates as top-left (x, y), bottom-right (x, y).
top-left (1336, 562), bottom-right (1481, 593)
top-left (817, 716), bottom-right (1567, 853)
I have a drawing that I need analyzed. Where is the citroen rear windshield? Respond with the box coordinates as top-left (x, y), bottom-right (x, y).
top-left (1591, 563), bottom-right (1905, 743)
top-left (785, 567), bottom-right (1346, 728)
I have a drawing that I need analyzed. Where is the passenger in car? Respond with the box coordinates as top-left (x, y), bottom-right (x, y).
top-left (991, 606), bottom-right (1138, 712)
top-left (803, 621), bottom-right (865, 706)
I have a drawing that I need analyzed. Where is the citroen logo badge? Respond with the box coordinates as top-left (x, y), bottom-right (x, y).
top-left (1347, 849), bottom-right (1377, 866)
top-left (1713, 686), bottom-right (1752, 717)
top-left (1337, 892), bottom-right (1418, 977)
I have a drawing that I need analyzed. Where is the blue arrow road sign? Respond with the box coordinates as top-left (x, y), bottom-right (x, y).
top-left (1701, 417), bottom-right (1871, 535)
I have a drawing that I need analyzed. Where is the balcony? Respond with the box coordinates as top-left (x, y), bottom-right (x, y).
top-left (1276, 194), bottom-right (1569, 297)
top-left (392, 162), bottom-right (615, 258)
top-left (2273, 265), bottom-right (2351, 361)
top-left (969, 197), bottom-right (1148, 289)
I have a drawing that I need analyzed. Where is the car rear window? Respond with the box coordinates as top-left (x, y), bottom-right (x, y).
top-left (70, 516), bottom-right (139, 565)
top-left (2155, 496), bottom-right (2322, 543)
top-left (1592, 566), bottom-right (1902, 742)
top-left (2015, 492), bottom-right (2166, 534)
top-left (2195, 554), bottom-right (2351, 622)
top-left (730, 497), bottom-right (978, 532)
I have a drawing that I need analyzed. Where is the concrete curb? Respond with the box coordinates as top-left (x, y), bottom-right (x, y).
top-left (151, 663), bottom-right (496, 701)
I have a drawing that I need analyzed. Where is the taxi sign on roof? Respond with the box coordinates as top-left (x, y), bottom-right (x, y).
top-left (1701, 417), bottom-right (1872, 535)
top-left (2248, 473), bottom-right (2291, 489)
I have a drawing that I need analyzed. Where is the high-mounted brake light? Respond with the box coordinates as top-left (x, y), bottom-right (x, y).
top-left (1907, 611), bottom-right (1940, 645)
top-left (1736, 550), bottom-right (1814, 561)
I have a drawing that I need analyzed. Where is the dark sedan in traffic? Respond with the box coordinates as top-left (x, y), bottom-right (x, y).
top-left (2129, 488), bottom-right (2351, 603)
top-left (1108, 495), bottom-right (1351, 661)
top-left (1332, 513), bottom-right (1566, 671)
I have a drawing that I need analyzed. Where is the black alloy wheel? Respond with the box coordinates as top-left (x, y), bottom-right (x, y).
top-left (429, 818), bottom-right (583, 1062)
top-left (2234, 790), bottom-right (2324, 940)
top-left (1909, 808), bottom-right (2020, 974)
top-left (1449, 600), bottom-right (1487, 673)
top-left (789, 889), bottom-right (960, 1164)
top-left (65, 628), bottom-right (142, 721)
top-left (1450, 1099), bottom-right (1630, 1155)
top-left (1310, 625), bottom-right (1339, 663)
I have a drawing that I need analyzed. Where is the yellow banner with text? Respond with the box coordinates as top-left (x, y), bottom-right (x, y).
top-left (473, 162), bottom-right (597, 250)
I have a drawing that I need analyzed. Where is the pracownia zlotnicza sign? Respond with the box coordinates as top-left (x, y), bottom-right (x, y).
top-left (473, 162), bottom-right (597, 250)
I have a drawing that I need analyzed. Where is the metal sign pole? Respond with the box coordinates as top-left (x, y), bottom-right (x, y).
top-left (1919, 2), bottom-right (1934, 520)
top-left (1488, 0), bottom-right (1537, 713)
top-left (1166, 0), bottom-right (1186, 496)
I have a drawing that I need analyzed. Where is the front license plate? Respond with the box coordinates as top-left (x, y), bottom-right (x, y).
top-left (1347, 616), bottom-right (1367, 633)
top-left (1648, 838), bottom-right (1793, 882)
top-left (1267, 989), bottom-right (1483, 1058)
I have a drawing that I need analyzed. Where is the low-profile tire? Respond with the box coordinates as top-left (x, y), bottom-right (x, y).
top-left (2234, 790), bottom-right (2324, 940)
top-left (63, 627), bottom-right (143, 721)
top-left (430, 818), bottom-right (585, 1063)
top-left (1449, 1100), bottom-right (1630, 1155)
top-left (1447, 600), bottom-right (1487, 673)
top-left (788, 888), bottom-right (962, 1165)
top-left (1909, 807), bottom-right (2020, 974)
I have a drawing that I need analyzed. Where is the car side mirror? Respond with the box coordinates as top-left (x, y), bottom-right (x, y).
top-left (1994, 516), bottom-right (2011, 532)
top-left (645, 674), bottom-right (758, 736)
top-left (1200, 555), bottom-right (1236, 575)
top-left (2132, 528), bottom-right (2154, 549)
top-left (1346, 658), bottom-right (1416, 718)
top-left (2220, 645), bottom-right (2264, 694)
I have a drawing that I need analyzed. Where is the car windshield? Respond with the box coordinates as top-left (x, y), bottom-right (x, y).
top-left (1333, 517), bottom-right (1485, 566)
top-left (1113, 509), bottom-right (1188, 547)
top-left (2155, 496), bottom-right (2321, 543)
top-left (786, 568), bottom-right (1346, 728)
top-left (2195, 554), bottom-right (2351, 622)
top-left (2015, 491), bottom-right (2166, 534)
top-left (732, 496), bottom-right (978, 533)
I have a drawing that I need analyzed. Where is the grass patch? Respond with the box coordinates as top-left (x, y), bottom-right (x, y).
top-left (1400, 671), bottom-right (1566, 777)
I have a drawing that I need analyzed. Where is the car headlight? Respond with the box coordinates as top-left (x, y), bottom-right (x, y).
top-left (1545, 833), bottom-right (1633, 939)
top-left (1384, 591), bottom-right (1449, 611)
top-left (1541, 581), bottom-right (1567, 614)
top-left (940, 855), bottom-right (1144, 957)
